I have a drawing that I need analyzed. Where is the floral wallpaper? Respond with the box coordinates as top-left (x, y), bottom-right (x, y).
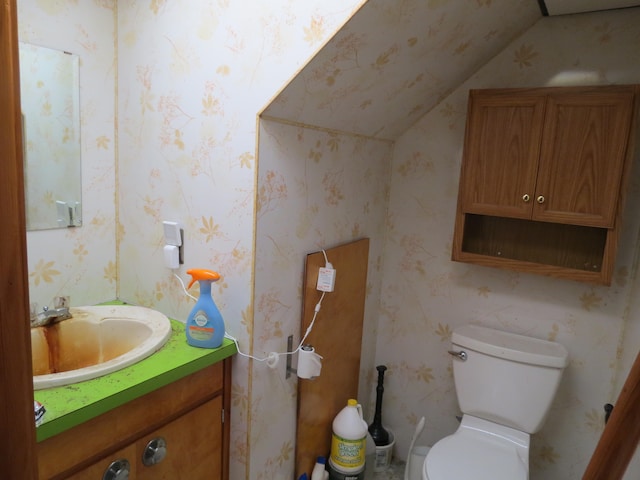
top-left (17, 0), bottom-right (640, 479)
top-left (260, 4), bottom-right (640, 480)
top-left (19, 1), bottom-right (117, 312)
top-left (255, 120), bottom-right (392, 478)
top-left (374, 9), bottom-right (640, 480)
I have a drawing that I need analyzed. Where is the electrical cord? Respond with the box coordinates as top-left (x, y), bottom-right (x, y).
top-left (173, 273), bottom-right (197, 301)
top-left (172, 249), bottom-right (331, 366)
top-left (222, 291), bottom-right (324, 365)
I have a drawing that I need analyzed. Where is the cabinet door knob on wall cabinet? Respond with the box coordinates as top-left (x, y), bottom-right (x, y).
top-left (522, 194), bottom-right (530, 203)
top-left (102, 459), bottom-right (130, 480)
top-left (142, 437), bottom-right (168, 466)
top-left (536, 195), bottom-right (545, 204)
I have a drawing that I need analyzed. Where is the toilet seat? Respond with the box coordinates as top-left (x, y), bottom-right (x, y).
top-left (422, 416), bottom-right (529, 480)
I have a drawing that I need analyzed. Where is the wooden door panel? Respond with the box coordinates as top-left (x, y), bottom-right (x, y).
top-left (136, 396), bottom-right (223, 479)
top-left (295, 239), bottom-right (369, 478)
top-left (534, 91), bottom-right (634, 227)
top-left (458, 91), bottom-right (545, 218)
top-left (1, 1), bottom-right (39, 478)
top-left (67, 445), bottom-right (137, 479)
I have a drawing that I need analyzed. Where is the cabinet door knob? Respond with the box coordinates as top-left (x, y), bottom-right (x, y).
top-left (536, 195), bottom-right (545, 204)
top-left (142, 437), bottom-right (167, 466)
top-left (522, 194), bottom-right (530, 202)
top-left (103, 459), bottom-right (130, 480)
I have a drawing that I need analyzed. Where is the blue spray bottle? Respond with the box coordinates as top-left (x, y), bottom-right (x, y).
top-left (185, 268), bottom-right (225, 348)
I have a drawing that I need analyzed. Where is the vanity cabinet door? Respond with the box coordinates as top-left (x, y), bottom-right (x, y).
top-left (136, 395), bottom-right (223, 479)
top-left (66, 445), bottom-right (137, 479)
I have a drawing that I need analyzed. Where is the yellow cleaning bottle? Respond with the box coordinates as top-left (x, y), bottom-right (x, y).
top-left (185, 268), bottom-right (225, 348)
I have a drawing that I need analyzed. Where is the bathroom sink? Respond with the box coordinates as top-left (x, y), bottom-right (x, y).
top-left (31, 305), bottom-right (172, 390)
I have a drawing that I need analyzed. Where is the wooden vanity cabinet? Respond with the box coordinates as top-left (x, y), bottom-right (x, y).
top-left (453, 85), bottom-right (639, 284)
top-left (37, 359), bottom-right (231, 479)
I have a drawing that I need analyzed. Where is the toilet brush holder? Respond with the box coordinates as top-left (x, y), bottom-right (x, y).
top-left (373, 429), bottom-right (395, 472)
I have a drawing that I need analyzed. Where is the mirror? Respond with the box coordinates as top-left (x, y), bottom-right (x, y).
top-left (19, 42), bottom-right (82, 231)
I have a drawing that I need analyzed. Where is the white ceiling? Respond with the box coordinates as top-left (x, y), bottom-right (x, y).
top-left (542, 0), bottom-right (640, 15)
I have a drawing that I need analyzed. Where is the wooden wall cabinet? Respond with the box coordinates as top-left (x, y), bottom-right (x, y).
top-left (37, 360), bottom-right (231, 480)
top-left (452, 85), bottom-right (639, 284)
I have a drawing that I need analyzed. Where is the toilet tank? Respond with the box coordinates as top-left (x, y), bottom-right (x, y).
top-left (451, 324), bottom-right (569, 434)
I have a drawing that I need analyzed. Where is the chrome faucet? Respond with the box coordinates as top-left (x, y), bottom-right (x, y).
top-left (30, 296), bottom-right (72, 327)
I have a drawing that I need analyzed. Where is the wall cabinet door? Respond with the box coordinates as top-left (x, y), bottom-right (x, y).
top-left (533, 90), bottom-right (635, 227)
top-left (459, 87), bottom-right (634, 227)
top-left (458, 92), bottom-right (545, 219)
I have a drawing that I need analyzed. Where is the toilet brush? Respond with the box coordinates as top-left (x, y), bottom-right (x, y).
top-left (404, 416), bottom-right (425, 480)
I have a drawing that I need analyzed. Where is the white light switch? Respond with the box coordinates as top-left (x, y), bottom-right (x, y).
top-left (163, 221), bottom-right (182, 246)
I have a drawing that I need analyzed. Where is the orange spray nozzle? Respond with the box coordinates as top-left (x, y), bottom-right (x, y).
top-left (186, 268), bottom-right (221, 289)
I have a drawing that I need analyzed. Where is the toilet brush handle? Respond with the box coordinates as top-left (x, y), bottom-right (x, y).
top-left (369, 365), bottom-right (390, 446)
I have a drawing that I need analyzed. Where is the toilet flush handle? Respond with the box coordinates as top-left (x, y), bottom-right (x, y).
top-left (448, 350), bottom-right (467, 361)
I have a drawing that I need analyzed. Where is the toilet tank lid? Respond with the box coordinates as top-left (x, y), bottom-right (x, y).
top-left (452, 325), bottom-right (569, 368)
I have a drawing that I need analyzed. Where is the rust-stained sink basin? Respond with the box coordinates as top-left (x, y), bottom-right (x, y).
top-left (31, 305), bottom-right (171, 390)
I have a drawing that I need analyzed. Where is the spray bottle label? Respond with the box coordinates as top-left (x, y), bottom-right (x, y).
top-left (194, 311), bottom-right (208, 326)
top-left (189, 325), bottom-right (214, 341)
top-left (189, 310), bottom-right (214, 341)
top-left (330, 433), bottom-right (365, 470)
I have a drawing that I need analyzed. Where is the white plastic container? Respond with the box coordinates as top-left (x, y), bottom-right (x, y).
top-left (311, 456), bottom-right (328, 480)
top-left (373, 429), bottom-right (395, 472)
top-left (364, 430), bottom-right (376, 477)
top-left (329, 399), bottom-right (367, 475)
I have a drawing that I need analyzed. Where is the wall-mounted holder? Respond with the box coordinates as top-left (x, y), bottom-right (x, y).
top-left (286, 335), bottom-right (296, 379)
top-left (286, 335), bottom-right (323, 380)
top-left (56, 200), bottom-right (82, 227)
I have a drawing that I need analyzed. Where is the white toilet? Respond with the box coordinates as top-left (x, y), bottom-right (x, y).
top-left (422, 324), bottom-right (569, 480)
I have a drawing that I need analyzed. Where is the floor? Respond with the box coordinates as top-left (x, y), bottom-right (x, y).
top-left (371, 460), bottom-right (406, 479)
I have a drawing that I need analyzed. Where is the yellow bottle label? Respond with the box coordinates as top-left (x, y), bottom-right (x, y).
top-left (330, 433), bottom-right (365, 470)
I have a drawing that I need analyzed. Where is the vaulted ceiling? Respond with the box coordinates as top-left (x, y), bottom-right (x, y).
top-left (262, 0), bottom-right (640, 141)
top-left (262, 0), bottom-right (541, 140)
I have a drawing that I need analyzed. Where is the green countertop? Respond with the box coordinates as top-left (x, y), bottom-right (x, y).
top-left (34, 318), bottom-right (237, 442)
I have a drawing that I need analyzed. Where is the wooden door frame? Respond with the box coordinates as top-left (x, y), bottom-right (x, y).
top-left (1, 0), bottom-right (38, 477)
top-left (583, 349), bottom-right (640, 479)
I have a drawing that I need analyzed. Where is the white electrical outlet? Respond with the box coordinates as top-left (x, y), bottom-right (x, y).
top-left (164, 245), bottom-right (180, 269)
